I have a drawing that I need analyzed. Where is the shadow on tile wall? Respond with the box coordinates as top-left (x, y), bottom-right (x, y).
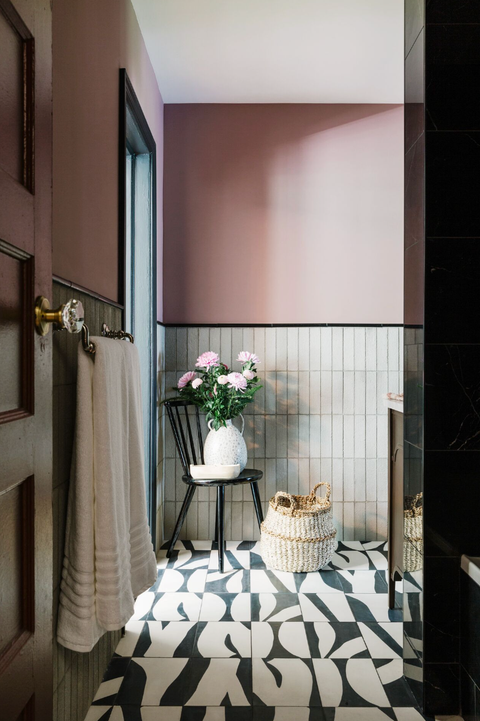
top-left (158, 325), bottom-right (403, 544)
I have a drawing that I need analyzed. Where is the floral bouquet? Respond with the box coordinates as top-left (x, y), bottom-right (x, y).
top-left (172, 350), bottom-right (262, 431)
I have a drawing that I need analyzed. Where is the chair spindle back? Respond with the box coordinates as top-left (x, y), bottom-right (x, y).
top-left (164, 400), bottom-right (205, 476)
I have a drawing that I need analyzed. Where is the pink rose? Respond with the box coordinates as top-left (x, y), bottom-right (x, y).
top-left (243, 369), bottom-right (256, 380)
top-left (178, 371), bottom-right (196, 389)
top-left (192, 378), bottom-right (203, 389)
top-left (227, 372), bottom-right (248, 392)
top-left (196, 351), bottom-right (220, 368)
top-left (237, 351), bottom-right (260, 365)
top-left (217, 375), bottom-right (229, 385)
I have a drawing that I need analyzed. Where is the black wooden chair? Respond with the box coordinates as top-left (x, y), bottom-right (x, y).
top-left (164, 400), bottom-right (264, 572)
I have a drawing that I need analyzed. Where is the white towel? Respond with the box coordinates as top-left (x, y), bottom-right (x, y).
top-left (57, 337), bottom-right (157, 652)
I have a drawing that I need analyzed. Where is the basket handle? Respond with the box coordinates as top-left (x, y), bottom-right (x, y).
top-left (272, 491), bottom-right (297, 514)
top-left (309, 482), bottom-right (331, 503)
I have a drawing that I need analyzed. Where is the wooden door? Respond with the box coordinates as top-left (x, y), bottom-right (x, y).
top-left (0, 0), bottom-right (53, 718)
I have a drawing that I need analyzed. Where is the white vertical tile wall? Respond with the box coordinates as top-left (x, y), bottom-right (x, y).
top-left (156, 324), bottom-right (166, 549)
top-left (158, 326), bottom-right (403, 543)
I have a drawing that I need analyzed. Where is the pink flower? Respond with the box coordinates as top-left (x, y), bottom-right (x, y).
top-left (196, 351), bottom-right (220, 368)
top-left (217, 375), bottom-right (229, 385)
top-left (227, 372), bottom-right (248, 392)
top-left (237, 351), bottom-right (260, 365)
top-left (192, 378), bottom-right (203, 389)
top-left (178, 371), bottom-right (196, 389)
top-left (243, 369), bottom-right (256, 381)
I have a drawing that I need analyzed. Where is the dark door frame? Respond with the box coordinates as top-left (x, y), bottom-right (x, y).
top-left (118, 68), bottom-right (157, 547)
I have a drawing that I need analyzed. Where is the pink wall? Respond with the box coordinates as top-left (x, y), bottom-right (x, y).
top-left (163, 104), bottom-right (403, 325)
top-left (53, 0), bottom-right (164, 320)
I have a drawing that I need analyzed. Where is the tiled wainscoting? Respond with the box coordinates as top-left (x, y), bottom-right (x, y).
top-left (157, 326), bottom-right (403, 544)
top-left (156, 324), bottom-right (166, 548)
top-left (52, 282), bottom-right (122, 721)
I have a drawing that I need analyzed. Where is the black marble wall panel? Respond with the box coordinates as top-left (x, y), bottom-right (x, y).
top-left (425, 239), bottom-right (480, 344)
top-left (461, 570), bottom-right (480, 720)
top-left (405, 0), bottom-right (480, 715)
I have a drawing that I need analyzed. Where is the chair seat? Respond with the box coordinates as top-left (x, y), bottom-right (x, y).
top-left (182, 468), bottom-right (263, 487)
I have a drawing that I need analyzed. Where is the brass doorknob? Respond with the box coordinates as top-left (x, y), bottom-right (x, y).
top-left (34, 296), bottom-right (85, 337)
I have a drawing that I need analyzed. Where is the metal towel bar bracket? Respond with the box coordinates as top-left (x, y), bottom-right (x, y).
top-left (82, 322), bottom-right (135, 356)
top-left (101, 323), bottom-right (134, 344)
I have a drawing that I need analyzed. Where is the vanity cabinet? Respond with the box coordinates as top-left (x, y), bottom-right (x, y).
top-left (387, 401), bottom-right (404, 608)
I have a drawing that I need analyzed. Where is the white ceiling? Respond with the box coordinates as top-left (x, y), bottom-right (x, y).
top-left (132, 0), bottom-right (404, 104)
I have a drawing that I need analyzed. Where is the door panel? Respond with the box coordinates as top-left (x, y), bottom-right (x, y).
top-left (0, 10), bottom-right (23, 184)
top-left (0, 476), bottom-right (34, 658)
top-left (0, 241), bottom-right (33, 421)
top-left (0, 0), bottom-right (52, 718)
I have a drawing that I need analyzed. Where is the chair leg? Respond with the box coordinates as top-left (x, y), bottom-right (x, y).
top-left (214, 506), bottom-right (219, 548)
top-left (251, 481), bottom-right (264, 529)
top-left (167, 485), bottom-right (196, 557)
top-left (217, 485), bottom-right (225, 573)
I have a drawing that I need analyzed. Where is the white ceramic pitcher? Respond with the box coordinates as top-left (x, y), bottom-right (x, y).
top-left (203, 415), bottom-right (247, 471)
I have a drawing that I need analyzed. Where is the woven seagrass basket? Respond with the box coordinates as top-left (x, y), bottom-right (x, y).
top-left (260, 482), bottom-right (337, 573)
top-left (403, 493), bottom-right (423, 572)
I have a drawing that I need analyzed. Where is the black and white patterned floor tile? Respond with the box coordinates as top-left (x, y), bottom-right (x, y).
top-left (208, 549), bottom-right (250, 571)
top-left (363, 541), bottom-right (388, 555)
top-left (225, 541), bottom-right (255, 551)
top-left (306, 623), bottom-right (369, 659)
top-left (323, 710), bottom-right (428, 721)
top-left (298, 593), bottom-right (356, 622)
top-left (252, 622), bottom-right (311, 658)
top-left (199, 592), bottom-right (251, 622)
top-left (85, 707), bottom-right (433, 721)
top-left (358, 622), bottom-right (403, 659)
top-left (323, 543), bottom-right (372, 572)
top-left (193, 622), bottom-right (251, 658)
top-left (252, 658), bottom-right (321, 706)
top-left (131, 591), bottom-right (156, 621)
top-left (252, 709), bottom-right (325, 721)
top-left (363, 542), bottom-right (389, 571)
top-left (337, 570), bottom-right (387, 594)
top-left (91, 658), bottom-right (130, 706)
top-left (83, 541), bottom-right (431, 721)
top-left (114, 621), bottom-right (146, 657)
top-left (157, 549), bottom-right (212, 572)
top-left (251, 569), bottom-right (343, 594)
top-left (251, 622), bottom-right (368, 660)
top-left (250, 542), bottom-right (266, 569)
top-left (313, 658), bottom-right (390, 707)
top-left (132, 621), bottom-right (197, 657)
top-left (251, 593), bottom-right (303, 622)
top-left (87, 707), bottom-right (257, 721)
top-left (148, 592), bottom-right (203, 622)
top-left (205, 569), bottom-right (250, 593)
top-left (374, 660), bottom-right (417, 707)
top-left (250, 569), bottom-right (297, 593)
top-left (252, 709), bottom-right (430, 721)
top-left (116, 658), bottom-right (253, 706)
top-left (346, 594), bottom-right (402, 623)
top-left (157, 569), bottom-right (208, 593)
top-left (162, 540), bottom-right (215, 552)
